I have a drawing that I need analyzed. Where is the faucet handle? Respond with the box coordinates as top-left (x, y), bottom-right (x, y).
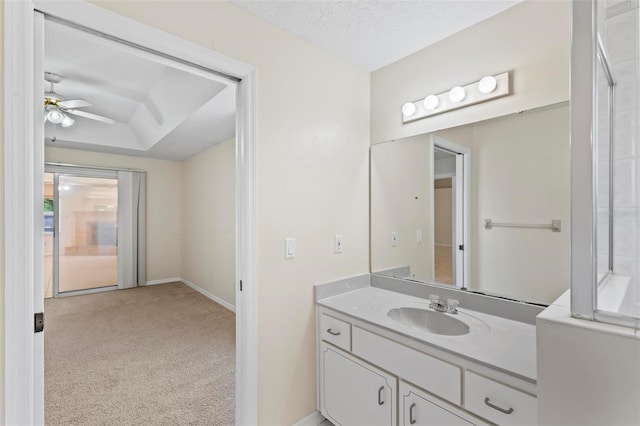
top-left (446, 299), bottom-right (459, 314)
top-left (429, 294), bottom-right (439, 308)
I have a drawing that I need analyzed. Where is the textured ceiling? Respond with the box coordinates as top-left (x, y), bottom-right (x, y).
top-left (44, 19), bottom-right (236, 161)
top-left (231, 0), bottom-right (523, 71)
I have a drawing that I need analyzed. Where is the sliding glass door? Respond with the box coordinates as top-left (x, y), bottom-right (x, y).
top-left (53, 171), bottom-right (119, 295)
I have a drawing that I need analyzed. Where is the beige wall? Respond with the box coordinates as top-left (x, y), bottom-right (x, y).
top-left (434, 188), bottom-right (452, 246)
top-left (471, 105), bottom-right (570, 304)
top-left (181, 138), bottom-right (235, 307)
top-left (89, 2), bottom-right (371, 424)
top-left (371, 0), bottom-right (570, 144)
top-left (371, 135), bottom-right (432, 281)
top-left (45, 147), bottom-right (183, 282)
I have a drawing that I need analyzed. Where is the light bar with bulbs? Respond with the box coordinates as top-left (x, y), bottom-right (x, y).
top-left (401, 72), bottom-right (511, 124)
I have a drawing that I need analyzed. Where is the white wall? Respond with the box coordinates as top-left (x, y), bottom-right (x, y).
top-left (89, 2), bottom-right (371, 423)
top-left (371, 0), bottom-right (570, 144)
top-left (45, 147), bottom-right (183, 282)
top-left (181, 138), bottom-right (235, 307)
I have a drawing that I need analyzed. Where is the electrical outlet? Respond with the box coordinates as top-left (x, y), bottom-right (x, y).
top-left (334, 235), bottom-right (343, 253)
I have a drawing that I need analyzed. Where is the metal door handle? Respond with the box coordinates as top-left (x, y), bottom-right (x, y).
top-left (378, 386), bottom-right (385, 405)
top-left (409, 402), bottom-right (417, 424)
top-left (326, 328), bottom-right (341, 336)
top-left (484, 397), bottom-right (514, 414)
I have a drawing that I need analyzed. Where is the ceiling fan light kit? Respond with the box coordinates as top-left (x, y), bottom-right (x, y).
top-left (43, 72), bottom-right (115, 127)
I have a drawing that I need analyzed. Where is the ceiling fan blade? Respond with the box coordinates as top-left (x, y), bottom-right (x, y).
top-left (58, 99), bottom-right (92, 109)
top-left (67, 109), bottom-right (115, 124)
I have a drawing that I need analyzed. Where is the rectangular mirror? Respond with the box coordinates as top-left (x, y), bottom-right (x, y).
top-left (371, 102), bottom-right (570, 305)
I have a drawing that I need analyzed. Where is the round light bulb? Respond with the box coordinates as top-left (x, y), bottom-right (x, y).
top-left (449, 86), bottom-right (466, 103)
top-left (478, 76), bottom-right (497, 94)
top-left (47, 109), bottom-right (64, 124)
top-left (402, 102), bottom-right (417, 116)
top-left (423, 95), bottom-right (439, 110)
top-left (61, 115), bottom-right (75, 128)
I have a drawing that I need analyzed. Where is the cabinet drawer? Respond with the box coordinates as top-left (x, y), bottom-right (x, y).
top-left (352, 327), bottom-right (461, 405)
top-left (320, 313), bottom-right (351, 351)
top-left (464, 371), bottom-right (537, 426)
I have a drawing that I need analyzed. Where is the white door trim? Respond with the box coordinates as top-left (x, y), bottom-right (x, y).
top-left (4, 1), bottom-right (258, 425)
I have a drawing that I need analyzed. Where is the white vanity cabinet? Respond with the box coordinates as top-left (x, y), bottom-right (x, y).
top-left (399, 381), bottom-right (488, 426)
top-left (320, 342), bottom-right (397, 426)
top-left (317, 307), bottom-right (537, 426)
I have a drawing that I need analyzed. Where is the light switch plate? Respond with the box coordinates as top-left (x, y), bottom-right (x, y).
top-left (334, 235), bottom-right (343, 253)
top-left (391, 231), bottom-right (398, 247)
top-left (417, 229), bottom-right (423, 244)
top-left (285, 238), bottom-right (296, 259)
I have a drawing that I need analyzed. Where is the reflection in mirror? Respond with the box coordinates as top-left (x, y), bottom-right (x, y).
top-left (371, 102), bottom-right (570, 305)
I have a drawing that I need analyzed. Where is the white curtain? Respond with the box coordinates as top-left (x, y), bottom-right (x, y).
top-left (117, 171), bottom-right (147, 289)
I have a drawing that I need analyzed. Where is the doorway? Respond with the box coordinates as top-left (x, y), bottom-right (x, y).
top-left (4, 2), bottom-right (258, 424)
top-left (431, 136), bottom-right (470, 289)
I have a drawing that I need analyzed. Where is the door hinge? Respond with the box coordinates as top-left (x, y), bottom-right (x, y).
top-left (34, 312), bottom-right (44, 333)
top-left (240, 280), bottom-right (243, 292)
top-left (459, 245), bottom-right (464, 251)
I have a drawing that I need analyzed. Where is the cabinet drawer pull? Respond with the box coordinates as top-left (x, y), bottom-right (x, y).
top-left (326, 328), bottom-right (341, 336)
top-left (378, 386), bottom-right (385, 405)
top-left (484, 397), bottom-right (514, 414)
top-left (409, 402), bottom-right (417, 424)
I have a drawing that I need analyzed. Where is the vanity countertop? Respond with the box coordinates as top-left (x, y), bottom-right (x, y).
top-left (317, 286), bottom-right (537, 383)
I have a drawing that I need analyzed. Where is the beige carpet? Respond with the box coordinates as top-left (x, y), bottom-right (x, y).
top-left (45, 282), bottom-right (235, 425)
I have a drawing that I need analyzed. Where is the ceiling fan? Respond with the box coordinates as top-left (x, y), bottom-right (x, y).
top-left (44, 72), bottom-right (115, 127)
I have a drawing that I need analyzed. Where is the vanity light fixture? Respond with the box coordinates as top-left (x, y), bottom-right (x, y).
top-left (423, 95), bottom-right (439, 110)
top-left (448, 86), bottom-right (466, 103)
top-left (478, 76), bottom-right (498, 94)
top-left (401, 71), bottom-right (511, 124)
top-left (402, 102), bottom-right (417, 117)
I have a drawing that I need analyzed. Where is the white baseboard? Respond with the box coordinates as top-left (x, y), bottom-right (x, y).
top-left (145, 277), bottom-right (181, 286)
top-left (181, 278), bottom-right (236, 313)
top-left (293, 411), bottom-right (326, 426)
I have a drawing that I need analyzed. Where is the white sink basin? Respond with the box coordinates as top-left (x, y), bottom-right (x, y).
top-left (387, 307), bottom-right (470, 336)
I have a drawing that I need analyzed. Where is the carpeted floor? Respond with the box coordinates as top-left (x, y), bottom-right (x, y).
top-left (45, 282), bottom-right (235, 425)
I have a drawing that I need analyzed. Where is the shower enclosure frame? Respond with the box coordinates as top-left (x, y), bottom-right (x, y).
top-left (571, 0), bottom-right (639, 328)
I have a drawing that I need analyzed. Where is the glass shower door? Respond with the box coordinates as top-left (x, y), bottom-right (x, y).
top-left (56, 174), bottom-right (119, 294)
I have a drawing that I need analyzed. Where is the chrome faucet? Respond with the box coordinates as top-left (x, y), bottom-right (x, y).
top-left (429, 295), bottom-right (459, 314)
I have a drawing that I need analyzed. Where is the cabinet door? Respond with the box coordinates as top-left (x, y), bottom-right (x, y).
top-left (320, 342), bottom-right (396, 426)
top-left (400, 381), bottom-right (487, 426)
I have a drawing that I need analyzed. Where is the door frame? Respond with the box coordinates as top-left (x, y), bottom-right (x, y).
top-left (430, 135), bottom-right (470, 289)
top-left (4, 1), bottom-right (258, 425)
